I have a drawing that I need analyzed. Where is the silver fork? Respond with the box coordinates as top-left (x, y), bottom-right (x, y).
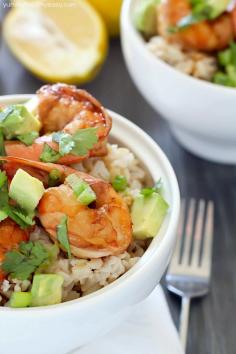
top-left (166, 199), bottom-right (214, 352)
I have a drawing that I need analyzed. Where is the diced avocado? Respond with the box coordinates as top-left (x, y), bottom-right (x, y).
top-left (9, 292), bottom-right (32, 308)
top-left (0, 104), bottom-right (41, 140)
top-left (207, 0), bottom-right (231, 19)
top-left (66, 174), bottom-right (96, 205)
top-left (31, 274), bottom-right (64, 307)
top-left (131, 192), bottom-right (168, 239)
top-left (17, 131), bottom-right (39, 146)
top-left (24, 96), bottom-right (39, 119)
top-left (134, 0), bottom-right (159, 36)
top-left (9, 169), bottom-right (45, 212)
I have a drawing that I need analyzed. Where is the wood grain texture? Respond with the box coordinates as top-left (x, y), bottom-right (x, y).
top-left (0, 28), bottom-right (235, 353)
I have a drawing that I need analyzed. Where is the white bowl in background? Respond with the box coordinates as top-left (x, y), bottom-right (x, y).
top-left (121, 0), bottom-right (236, 164)
top-left (0, 95), bottom-right (180, 354)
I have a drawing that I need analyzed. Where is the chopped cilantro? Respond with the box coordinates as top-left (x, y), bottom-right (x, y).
top-left (9, 207), bottom-right (35, 227)
top-left (0, 129), bottom-right (5, 156)
top-left (141, 178), bottom-right (163, 197)
top-left (0, 171), bottom-right (7, 189)
top-left (36, 243), bottom-right (59, 273)
top-left (17, 131), bottom-right (39, 146)
top-left (214, 42), bottom-right (236, 87)
top-left (40, 144), bottom-right (61, 163)
top-left (52, 132), bottom-right (75, 156)
top-left (2, 241), bottom-right (49, 280)
top-left (52, 128), bottom-right (98, 157)
top-left (172, 0), bottom-right (220, 31)
top-left (71, 128), bottom-right (98, 156)
top-left (112, 175), bottom-right (128, 192)
top-left (0, 171), bottom-right (9, 208)
top-left (3, 205), bottom-right (35, 229)
top-left (57, 215), bottom-right (71, 258)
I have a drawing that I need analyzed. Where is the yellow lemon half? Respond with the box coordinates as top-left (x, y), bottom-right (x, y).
top-left (88, 0), bottom-right (123, 37)
top-left (3, 0), bottom-right (108, 84)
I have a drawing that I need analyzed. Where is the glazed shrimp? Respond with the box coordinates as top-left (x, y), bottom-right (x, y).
top-left (4, 83), bottom-right (112, 165)
top-left (1, 157), bottom-right (132, 259)
top-left (157, 0), bottom-right (235, 51)
top-left (0, 219), bottom-right (29, 280)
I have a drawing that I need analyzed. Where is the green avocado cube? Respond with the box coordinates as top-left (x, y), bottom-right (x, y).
top-left (9, 292), bottom-right (32, 308)
top-left (31, 274), bottom-right (64, 307)
top-left (207, 0), bottom-right (231, 19)
top-left (134, 0), bottom-right (159, 36)
top-left (0, 105), bottom-right (40, 140)
top-left (9, 169), bottom-right (45, 212)
top-left (131, 192), bottom-right (169, 239)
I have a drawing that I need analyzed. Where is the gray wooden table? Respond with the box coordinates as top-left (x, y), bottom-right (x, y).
top-left (0, 25), bottom-right (235, 353)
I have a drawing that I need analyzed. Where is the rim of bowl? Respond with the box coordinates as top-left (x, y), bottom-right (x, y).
top-left (0, 94), bottom-right (180, 314)
top-left (121, 0), bottom-right (236, 96)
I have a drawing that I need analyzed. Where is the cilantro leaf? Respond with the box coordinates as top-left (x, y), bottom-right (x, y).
top-left (40, 144), bottom-right (61, 163)
top-left (17, 131), bottom-right (39, 146)
top-left (2, 205), bottom-right (35, 229)
top-left (52, 128), bottom-right (98, 157)
top-left (0, 129), bottom-right (6, 156)
top-left (36, 243), bottom-right (59, 273)
top-left (0, 106), bottom-right (14, 123)
top-left (57, 215), bottom-right (71, 258)
top-left (172, 1), bottom-right (215, 31)
top-left (52, 132), bottom-right (75, 156)
top-left (0, 171), bottom-right (7, 189)
top-left (10, 207), bottom-right (35, 227)
top-left (0, 171), bottom-right (9, 208)
top-left (140, 178), bottom-right (163, 197)
top-left (154, 178), bottom-right (163, 192)
top-left (2, 241), bottom-right (49, 280)
top-left (71, 128), bottom-right (98, 156)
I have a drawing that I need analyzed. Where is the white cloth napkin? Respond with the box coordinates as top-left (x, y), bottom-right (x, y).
top-left (74, 286), bottom-right (184, 354)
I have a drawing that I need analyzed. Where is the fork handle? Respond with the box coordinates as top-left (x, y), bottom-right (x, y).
top-left (179, 296), bottom-right (191, 352)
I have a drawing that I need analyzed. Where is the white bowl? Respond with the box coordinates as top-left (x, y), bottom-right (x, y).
top-left (0, 95), bottom-right (180, 354)
top-left (121, 0), bottom-right (236, 164)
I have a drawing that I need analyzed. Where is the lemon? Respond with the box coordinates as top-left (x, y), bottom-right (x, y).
top-left (3, 0), bottom-right (108, 84)
top-left (88, 0), bottom-right (123, 37)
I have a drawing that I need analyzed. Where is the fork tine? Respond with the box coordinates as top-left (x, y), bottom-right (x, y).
top-left (182, 199), bottom-right (196, 266)
top-left (201, 201), bottom-right (214, 276)
top-left (191, 200), bottom-right (205, 267)
top-left (168, 199), bottom-right (186, 270)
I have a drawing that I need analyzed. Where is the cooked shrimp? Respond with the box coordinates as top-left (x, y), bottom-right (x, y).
top-left (0, 157), bottom-right (132, 259)
top-left (157, 0), bottom-right (235, 51)
top-left (5, 83), bottom-right (112, 165)
top-left (0, 219), bottom-right (29, 280)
